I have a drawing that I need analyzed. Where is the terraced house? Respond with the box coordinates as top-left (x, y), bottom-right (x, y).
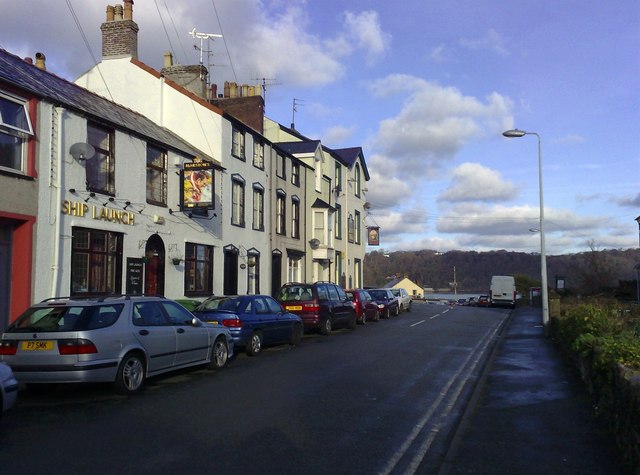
top-left (0, 0), bottom-right (370, 329)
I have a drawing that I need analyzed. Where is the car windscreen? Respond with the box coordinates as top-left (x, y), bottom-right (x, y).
top-left (279, 286), bottom-right (314, 302)
top-left (6, 304), bottom-right (124, 332)
top-left (367, 290), bottom-right (388, 300)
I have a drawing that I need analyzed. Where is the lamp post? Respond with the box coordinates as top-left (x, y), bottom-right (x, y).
top-left (503, 129), bottom-right (549, 333)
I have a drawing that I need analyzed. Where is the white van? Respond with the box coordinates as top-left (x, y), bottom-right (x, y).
top-left (490, 275), bottom-right (516, 308)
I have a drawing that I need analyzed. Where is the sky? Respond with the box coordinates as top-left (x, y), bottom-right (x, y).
top-left (2, 0), bottom-right (639, 255)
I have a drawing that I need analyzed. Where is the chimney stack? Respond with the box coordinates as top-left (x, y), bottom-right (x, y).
top-left (35, 52), bottom-right (46, 70)
top-left (101, 1), bottom-right (139, 59)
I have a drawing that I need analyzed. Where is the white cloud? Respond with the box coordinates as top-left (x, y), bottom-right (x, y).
top-left (368, 75), bottom-right (514, 180)
top-left (342, 11), bottom-right (391, 64)
top-left (322, 125), bottom-right (356, 146)
top-left (439, 163), bottom-right (517, 203)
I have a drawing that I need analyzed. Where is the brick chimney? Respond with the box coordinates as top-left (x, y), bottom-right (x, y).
top-left (101, 1), bottom-right (139, 59)
top-left (160, 51), bottom-right (209, 100)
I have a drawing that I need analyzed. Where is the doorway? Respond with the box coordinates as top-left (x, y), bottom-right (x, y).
top-left (223, 245), bottom-right (238, 295)
top-left (271, 251), bottom-right (282, 297)
top-left (144, 234), bottom-right (166, 296)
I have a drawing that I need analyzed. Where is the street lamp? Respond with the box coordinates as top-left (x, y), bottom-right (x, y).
top-left (503, 128), bottom-right (550, 333)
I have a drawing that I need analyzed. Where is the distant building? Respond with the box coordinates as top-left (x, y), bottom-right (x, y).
top-left (384, 277), bottom-right (423, 298)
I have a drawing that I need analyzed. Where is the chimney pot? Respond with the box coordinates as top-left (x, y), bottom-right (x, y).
top-left (35, 52), bottom-right (46, 70)
top-left (124, 0), bottom-right (134, 21)
top-left (106, 5), bottom-right (114, 21)
top-left (114, 5), bottom-right (123, 20)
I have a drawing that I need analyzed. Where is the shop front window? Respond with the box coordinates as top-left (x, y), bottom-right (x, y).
top-left (71, 227), bottom-right (123, 295)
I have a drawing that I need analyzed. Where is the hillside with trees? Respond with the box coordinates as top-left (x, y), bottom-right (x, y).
top-left (364, 248), bottom-right (640, 298)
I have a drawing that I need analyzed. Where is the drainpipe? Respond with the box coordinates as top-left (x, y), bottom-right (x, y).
top-left (50, 106), bottom-right (63, 298)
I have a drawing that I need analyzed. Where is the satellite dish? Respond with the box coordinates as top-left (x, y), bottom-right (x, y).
top-left (309, 238), bottom-right (320, 250)
top-left (363, 202), bottom-right (371, 210)
top-left (69, 143), bottom-right (95, 161)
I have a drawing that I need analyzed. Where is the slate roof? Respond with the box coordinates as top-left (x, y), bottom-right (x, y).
top-left (0, 48), bottom-right (219, 167)
top-left (332, 146), bottom-right (370, 180)
top-left (276, 140), bottom-right (321, 155)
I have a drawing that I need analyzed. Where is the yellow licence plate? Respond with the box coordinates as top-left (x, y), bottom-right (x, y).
top-left (286, 305), bottom-right (302, 311)
top-left (21, 341), bottom-right (54, 351)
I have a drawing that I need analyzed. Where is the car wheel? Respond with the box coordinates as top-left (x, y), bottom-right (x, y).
top-left (383, 308), bottom-right (390, 319)
top-left (246, 331), bottom-right (263, 356)
top-left (114, 353), bottom-right (145, 395)
top-left (290, 324), bottom-right (303, 346)
top-left (407, 303), bottom-right (412, 312)
top-left (208, 337), bottom-right (229, 370)
top-left (399, 304), bottom-right (404, 313)
top-left (320, 316), bottom-right (332, 335)
top-left (373, 310), bottom-right (380, 322)
top-left (393, 305), bottom-right (400, 316)
top-left (359, 313), bottom-right (367, 325)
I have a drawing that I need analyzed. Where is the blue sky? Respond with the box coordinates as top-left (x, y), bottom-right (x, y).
top-left (2, 0), bottom-right (639, 254)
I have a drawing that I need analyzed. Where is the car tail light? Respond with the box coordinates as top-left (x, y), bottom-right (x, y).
top-left (0, 340), bottom-right (18, 355)
top-left (222, 318), bottom-right (242, 329)
top-left (302, 302), bottom-right (320, 312)
top-left (58, 338), bottom-right (98, 355)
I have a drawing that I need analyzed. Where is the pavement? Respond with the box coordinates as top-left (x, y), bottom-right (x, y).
top-left (437, 305), bottom-right (630, 475)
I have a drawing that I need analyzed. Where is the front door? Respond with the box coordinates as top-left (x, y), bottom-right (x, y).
top-left (144, 235), bottom-right (165, 296)
top-left (223, 246), bottom-right (238, 295)
top-left (271, 252), bottom-right (282, 297)
top-left (0, 224), bottom-right (11, 332)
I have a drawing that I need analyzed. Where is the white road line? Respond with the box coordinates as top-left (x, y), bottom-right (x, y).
top-left (410, 320), bottom-right (426, 327)
top-left (379, 318), bottom-right (502, 475)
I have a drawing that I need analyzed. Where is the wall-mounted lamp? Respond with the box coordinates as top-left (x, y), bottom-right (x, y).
top-left (124, 201), bottom-right (131, 210)
top-left (102, 197), bottom-right (115, 206)
top-left (69, 188), bottom-right (77, 194)
top-left (84, 192), bottom-right (96, 202)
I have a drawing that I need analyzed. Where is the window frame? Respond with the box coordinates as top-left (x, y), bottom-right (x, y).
top-left (86, 122), bottom-right (115, 195)
top-left (232, 127), bottom-right (246, 160)
top-left (252, 183), bottom-right (265, 231)
top-left (0, 91), bottom-right (34, 174)
top-left (184, 242), bottom-right (214, 296)
top-left (291, 196), bottom-right (300, 239)
top-left (231, 174), bottom-right (246, 227)
top-left (70, 227), bottom-right (123, 296)
top-left (146, 143), bottom-right (167, 206)
top-left (276, 190), bottom-right (286, 235)
top-left (252, 140), bottom-right (264, 169)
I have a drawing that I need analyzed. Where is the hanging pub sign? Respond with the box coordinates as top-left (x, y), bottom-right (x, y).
top-left (367, 226), bottom-right (380, 246)
top-left (180, 158), bottom-right (214, 210)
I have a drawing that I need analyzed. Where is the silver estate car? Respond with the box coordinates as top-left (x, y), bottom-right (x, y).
top-left (0, 295), bottom-right (233, 394)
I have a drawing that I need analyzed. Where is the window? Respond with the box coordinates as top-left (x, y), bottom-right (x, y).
top-left (70, 227), bottom-right (123, 295)
top-left (335, 251), bottom-right (343, 286)
top-left (287, 256), bottom-right (301, 282)
top-left (87, 123), bottom-right (115, 194)
top-left (276, 190), bottom-right (286, 235)
top-left (276, 153), bottom-right (286, 179)
top-left (354, 258), bottom-right (362, 288)
top-left (252, 184), bottom-right (264, 231)
top-left (185, 243), bottom-right (214, 295)
top-left (347, 214), bottom-right (355, 243)
top-left (231, 175), bottom-right (245, 227)
top-left (355, 210), bottom-right (361, 244)
top-left (247, 253), bottom-right (260, 294)
top-left (232, 127), bottom-right (245, 160)
top-left (354, 164), bottom-right (362, 197)
top-left (334, 163), bottom-right (342, 194)
top-left (291, 197), bottom-right (300, 239)
top-left (334, 204), bottom-right (342, 240)
top-left (291, 162), bottom-right (300, 186)
top-left (146, 144), bottom-right (167, 205)
top-left (253, 140), bottom-right (264, 169)
top-left (314, 210), bottom-right (326, 245)
top-left (0, 92), bottom-right (33, 173)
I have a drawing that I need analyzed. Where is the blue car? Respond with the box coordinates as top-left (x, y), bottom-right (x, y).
top-left (193, 295), bottom-right (303, 356)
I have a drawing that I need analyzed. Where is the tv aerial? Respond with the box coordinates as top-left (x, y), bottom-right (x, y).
top-left (189, 28), bottom-right (222, 67)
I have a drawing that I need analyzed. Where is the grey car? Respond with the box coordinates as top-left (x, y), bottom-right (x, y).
top-left (0, 295), bottom-right (233, 394)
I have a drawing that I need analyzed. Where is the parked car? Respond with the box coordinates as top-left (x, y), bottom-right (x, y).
top-left (193, 295), bottom-right (303, 356)
top-left (345, 289), bottom-right (380, 324)
top-left (477, 295), bottom-right (490, 307)
top-left (277, 282), bottom-right (357, 335)
top-left (367, 289), bottom-right (400, 318)
top-left (390, 288), bottom-right (412, 312)
top-left (0, 362), bottom-right (18, 422)
top-left (0, 295), bottom-right (233, 395)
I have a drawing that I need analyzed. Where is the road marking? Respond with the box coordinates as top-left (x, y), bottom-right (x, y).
top-left (410, 320), bottom-right (426, 327)
top-left (380, 317), bottom-right (503, 475)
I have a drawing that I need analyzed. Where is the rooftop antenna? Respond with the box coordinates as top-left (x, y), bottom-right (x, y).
top-left (189, 28), bottom-right (222, 76)
top-left (252, 76), bottom-right (281, 109)
top-left (291, 98), bottom-right (305, 129)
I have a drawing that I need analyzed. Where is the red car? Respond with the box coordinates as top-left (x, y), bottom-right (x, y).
top-left (345, 289), bottom-right (380, 324)
top-left (477, 295), bottom-right (490, 307)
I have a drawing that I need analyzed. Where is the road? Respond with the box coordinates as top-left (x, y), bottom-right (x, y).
top-left (0, 302), bottom-right (510, 474)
